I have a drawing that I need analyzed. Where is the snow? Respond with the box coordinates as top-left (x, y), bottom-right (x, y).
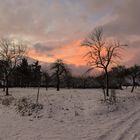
top-left (0, 87), bottom-right (140, 140)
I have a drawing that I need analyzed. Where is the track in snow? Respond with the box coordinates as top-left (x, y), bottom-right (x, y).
top-left (97, 106), bottom-right (140, 140)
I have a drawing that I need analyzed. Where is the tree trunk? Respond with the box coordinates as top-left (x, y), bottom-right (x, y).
top-left (3, 79), bottom-right (5, 92)
top-left (46, 86), bottom-right (48, 90)
top-left (102, 87), bottom-right (106, 101)
top-left (5, 77), bottom-right (9, 96)
top-left (105, 68), bottom-right (109, 97)
top-left (56, 74), bottom-right (60, 91)
top-left (45, 80), bottom-right (48, 90)
top-left (83, 80), bottom-right (86, 89)
top-left (131, 77), bottom-right (135, 93)
top-left (119, 83), bottom-right (123, 90)
top-left (36, 82), bottom-right (40, 104)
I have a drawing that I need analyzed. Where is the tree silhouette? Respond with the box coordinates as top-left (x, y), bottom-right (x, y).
top-left (110, 65), bottom-right (127, 89)
top-left (127, 65), bottom-right (140, 92)
top-left (32, 61), bottom-right (41, 86)
top-left (17, 58), bottom-right (30, 87)
top-left (82, 27), bottom-right (127, 99)
top-left (31, 61), bottom-right (42, 104)
top-left (0, 38), bottom-right (26, 95)
top-left (0, 60), bottom-right (6, 90)
top-left (51, 59), bottom-right (70, 91)
top-left (42, 71), bottom-right (50, 90)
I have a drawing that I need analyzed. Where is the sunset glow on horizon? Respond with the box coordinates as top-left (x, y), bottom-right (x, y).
top-left (0, 0), bottom-right (140, 74)
top-left (27, 39), bottom-right (88, 66)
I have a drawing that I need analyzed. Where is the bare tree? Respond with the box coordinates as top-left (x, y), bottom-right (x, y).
top-left (32, 61), bottom-right (42, 105)
top-left (51, 59), bottom-right (70, 91)
top-left (127, 65), bottom-right (140, 93)
top-left (82, 27), bottom-right (127, 99)
top-left (0, 38), bottom-right (26, 95)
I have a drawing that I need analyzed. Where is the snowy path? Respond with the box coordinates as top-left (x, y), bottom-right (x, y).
top-left (97, 105), bottom-right (140, 140)
top-left (0, 88), bottom-right (140, 140)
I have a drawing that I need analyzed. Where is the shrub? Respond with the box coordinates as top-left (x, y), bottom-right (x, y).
top-left (15, 97), bottom-right (43, 116)
top-left (0, 95), bottom-right (15, 106)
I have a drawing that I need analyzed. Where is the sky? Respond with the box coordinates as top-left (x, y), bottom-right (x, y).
top-left (0, 0), bottom-right (140, 75)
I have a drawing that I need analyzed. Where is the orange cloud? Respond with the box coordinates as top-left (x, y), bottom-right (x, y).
top-left (27, 49), bottom-right (55, 63)
top-left (27, 38), bottom-right (140, 69)
top-left (50, 39), bottom-right (88, 66)
top-left (27, 39), bottom-right (88, 66)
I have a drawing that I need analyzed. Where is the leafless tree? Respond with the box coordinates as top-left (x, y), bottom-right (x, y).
top-left (0, 38), bottom-right (26, 95)
top-left (51, 59), bottom-right (70, 91)
top-left (127, 65), bottom-right (140, 93)
top-left (82, 27), bottom-right (127, 99)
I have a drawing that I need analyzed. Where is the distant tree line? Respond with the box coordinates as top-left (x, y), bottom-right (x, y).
top-left (0, 56), bottom-right (140, 91)
top-left (96, 65), bottom-right (140, 92)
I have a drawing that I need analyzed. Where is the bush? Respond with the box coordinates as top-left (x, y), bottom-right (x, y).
top-left (15, 97), bottom-right (43, 116)
top-left (0, 95), bottom-right (15, 106)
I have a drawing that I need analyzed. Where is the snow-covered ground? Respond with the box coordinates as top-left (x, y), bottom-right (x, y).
top-left (0, 87), bottom-right (140, 140)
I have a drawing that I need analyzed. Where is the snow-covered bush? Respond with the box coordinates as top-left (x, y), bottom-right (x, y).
top-left (0, 95), bottom-right (15, 106)
top-left (15, 97), bottom-right (43, 116)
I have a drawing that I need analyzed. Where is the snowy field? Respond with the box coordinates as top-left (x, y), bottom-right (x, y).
top-left (0, 87), bottom-right (140, 140)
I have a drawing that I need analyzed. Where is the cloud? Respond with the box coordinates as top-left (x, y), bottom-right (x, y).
top-left (104, 0), bottom-right (140, 37)
top-left (0, 0), bottom-right (83, 39)
top-left (67, 64), bottom-right (90, 76)
top-left (0, 0), bottom-right (140, 74)
top-left (33, 43), bottom-right (56, 52)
